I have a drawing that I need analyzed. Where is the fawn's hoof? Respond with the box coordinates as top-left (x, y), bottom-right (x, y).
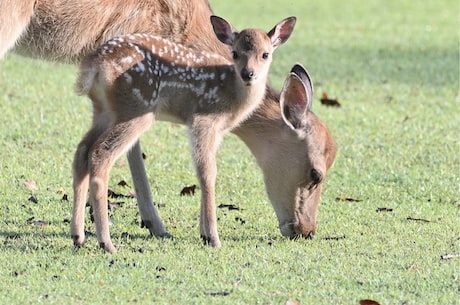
top-left (201, 235), bottom-right (222, 248)
top-left (99, 242), bottom-right (117, 254)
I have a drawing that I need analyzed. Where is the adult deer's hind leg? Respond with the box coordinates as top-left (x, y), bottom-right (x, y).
top-left (127, 142), bottom-right (171, 238)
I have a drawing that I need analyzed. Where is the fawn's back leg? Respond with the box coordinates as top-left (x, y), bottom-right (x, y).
top-left (71, 115), bottom-right (112, 247)
top-left (88, 113), bottom-right (154, 253)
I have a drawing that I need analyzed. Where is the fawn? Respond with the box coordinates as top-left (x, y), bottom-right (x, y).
top-left (72, 15), bottom-right (296, 253)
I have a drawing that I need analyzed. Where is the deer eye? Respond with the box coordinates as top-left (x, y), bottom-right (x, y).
top-left (232, 51), bottom-right (238, 60)
top-left (262, 52), bottom-right (269, 60)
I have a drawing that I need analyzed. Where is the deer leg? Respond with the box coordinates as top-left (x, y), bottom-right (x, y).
top-left (127, 141), bottom-right (171, 238)
top-left (71, 118), bottom-right (109, 247)
top-left (89, 113), bottom-right (154, 253)
top-left (190, 120), bottom-right (223, 247)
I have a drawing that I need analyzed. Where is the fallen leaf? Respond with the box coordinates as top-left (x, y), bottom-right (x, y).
top-left (440, 254), bottom-right (460, 260)
top-left (56, 187), bottom-right (66, 194)
top-left (28, 196), bottom-right (38, 203)
top-left (286, 301), bottom-right (301, 305)
top-left (27, 217), bottom-right (47, 227)
top-left (24, 179), bottom-right (38, 192)
top-left (376, 207), bottom-right (393, 212)
top-left (156, 266), bottom-right (166, 272)
top-left (180, 185), bottom-right (197, 196)
top-left (118, 180), bottom-right (130, 187)
top-left (235, 217), bottom-right (246, 224)
top-left (204, 290), bottom-right (231, 296)
top-left (320, 92), bottom-right (341, 107)
top-left (108, 189), bottom-right (134, 199)
top-left (360, 300), bottom-right (380, 305)
top-left (33, 220), bottom-right (47, 227)
top-left (5, 234), bottom-right (21, 240)
top-left (218, 204), bottom-right (242, 211)
top-left (407, 216), bottom-right (430, 223)
top-left (322, 235), bottom-right (346, 241)
top-left (335, 196), bottom-right (362, 202)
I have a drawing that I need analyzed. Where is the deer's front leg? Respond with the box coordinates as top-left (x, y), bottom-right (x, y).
top-left (127, 141), bottom-right (171, 238)
top-left (190, 119), bottom-right (223, 248)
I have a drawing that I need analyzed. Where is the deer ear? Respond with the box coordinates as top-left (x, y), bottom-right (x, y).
top-left (210, 15), bottom-right (237, 46)
top-left (267, 16), bottom-right (296, 48)
top-left (290, 63), bottom-right (313, 111)
top-left (280, 66), bottom-right (313, 130)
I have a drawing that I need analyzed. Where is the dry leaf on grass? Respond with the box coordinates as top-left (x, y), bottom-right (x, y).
top-left (218, 203), bottom-right (242, 211)
top-left (440, 254), bottom-right (460, 260)
top-left (320, 92), bottom-right (341, 107)
top-left (335, 196), bottom-right (362, 202)
top-left (118, 180), bottom-right (130, 187)
top-left (28, 196), bottom-right (38, 203)
top-left (360, 300), bottom-right (380, 305)
top-left (180, 185), bottom-right (197, 196)
top-left (24, 179), bottom-right (38, 192)
top-left (376, 207), bottom-right (393, 212)
top-left (407, 216), bottom-right (430, 223)
top-left (108, 188), bottom-right (134, 199)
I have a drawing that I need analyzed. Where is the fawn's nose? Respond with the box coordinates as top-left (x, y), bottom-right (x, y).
top-left (240, 68), bottom-right (255, 82)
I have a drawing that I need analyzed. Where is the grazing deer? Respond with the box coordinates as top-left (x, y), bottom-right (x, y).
top-left (1, 0), bottom-right (336, 250)
top-left (72, 16), bottom-right (296, 252)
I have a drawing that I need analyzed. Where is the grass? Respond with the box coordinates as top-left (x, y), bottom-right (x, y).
top-left (0, 0), bottom-right (458, 304)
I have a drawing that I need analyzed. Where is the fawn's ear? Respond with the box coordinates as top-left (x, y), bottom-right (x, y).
top-left (267, 16), bottom-right (296, 48)
top-left (211, 15), bottom-right (237, 46)
top-left (280, 64), bottom-right (314, 130)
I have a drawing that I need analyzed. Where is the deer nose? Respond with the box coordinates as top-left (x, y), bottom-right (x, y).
top-left (241, 68), bottom-right (254, 82)
top-left (310, 168), bottom-right (322, 185)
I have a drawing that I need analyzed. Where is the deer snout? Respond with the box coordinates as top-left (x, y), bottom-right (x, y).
top-left (240, 68), bottom-right (255, 83)
top-left (308, 168), bottom-right (323, 190)
top-left (280, 221), bottom-right (316, 240)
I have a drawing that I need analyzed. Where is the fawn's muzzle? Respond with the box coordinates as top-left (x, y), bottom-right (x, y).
top-left (241, 68), bottom-right (255, 82)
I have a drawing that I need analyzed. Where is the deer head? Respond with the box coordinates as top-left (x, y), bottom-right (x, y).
top-left (235, 64), bottom-right (337, 239)
top-left (211, 15), bottom-right (296, 85)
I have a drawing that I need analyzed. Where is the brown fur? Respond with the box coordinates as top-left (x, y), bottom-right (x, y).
top-left (0, 0), bottom-right (336, 251)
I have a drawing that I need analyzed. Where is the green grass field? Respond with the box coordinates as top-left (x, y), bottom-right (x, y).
top-left (0, 0), bottom-right (458, 304)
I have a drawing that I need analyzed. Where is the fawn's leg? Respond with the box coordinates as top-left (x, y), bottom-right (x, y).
top-left (127, 141), bottom-right (171, 238)
top-left (189, 118), bottom-right (223, 247)
top-left (71, 118), bottom-right (109, 247)
top-left (90, 113), bottom-right (154, 253)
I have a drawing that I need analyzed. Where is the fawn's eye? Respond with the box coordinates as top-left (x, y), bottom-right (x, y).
top-left (262, 52), bottom-right (269, 60)
top-left (232, 51), bottom-right (238, 59)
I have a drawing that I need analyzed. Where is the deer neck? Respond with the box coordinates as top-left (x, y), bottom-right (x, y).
top-left (213, 68), bottom-right (267, 130)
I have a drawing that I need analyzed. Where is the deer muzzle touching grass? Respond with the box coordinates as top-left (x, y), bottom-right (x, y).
top-left (72, 15), bottom-right (296, 253)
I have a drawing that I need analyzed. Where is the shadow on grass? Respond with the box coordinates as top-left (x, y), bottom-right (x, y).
top-left (303, 45), bottom-right (458, 88)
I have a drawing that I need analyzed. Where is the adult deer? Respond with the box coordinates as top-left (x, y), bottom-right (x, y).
top-left (1, 0), bottom-right (336, 249)
top-left (73, 16), bottom-right (296, 253)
